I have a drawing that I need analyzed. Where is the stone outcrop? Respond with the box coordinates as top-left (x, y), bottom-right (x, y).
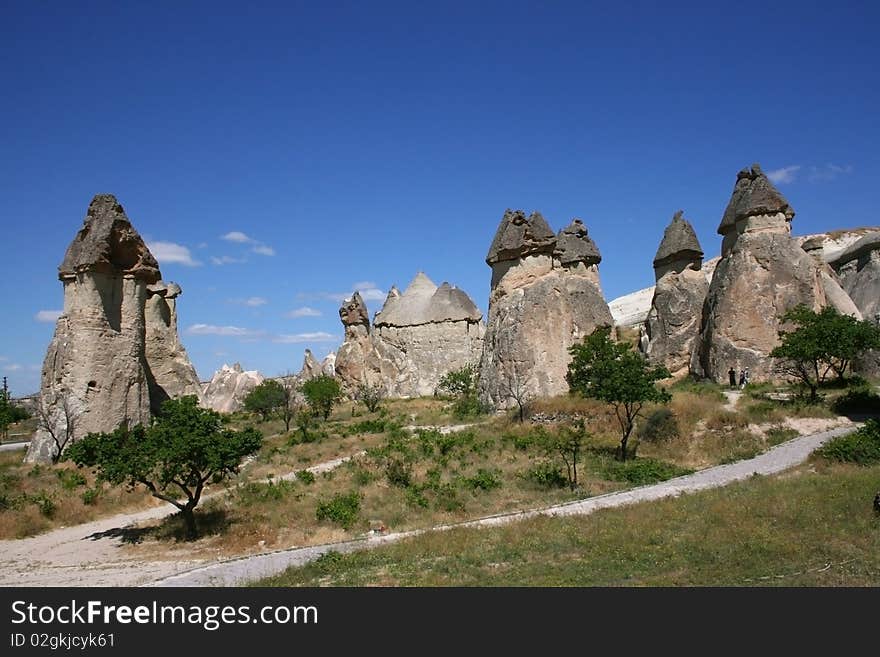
top-left (27, 195), bottom-right (206, 462)
top-left (695, 164), bottom-right (835, 381)
top-left (321, 352), bottom-right (336, 377)
top-left (801, 239), bottom-right (862, 320)
top-left (202, 363), bottom-right (264, 413)
top-left (144, 281), bottom-right (204, 409)
top-left (643, 211), bottom-right (709, 377)
top-left (829, 232), bottom-right (880, 322)
top-left (298, 349), bottom-right (324, 381)
top-left (27, 195), bottom-right (161, 462)
top-left (478, 211), bottom-right (613, 408)
top-left (371, 274), bottom-right (485, 397)
top-left (334, 276), bottom-right (486, 398)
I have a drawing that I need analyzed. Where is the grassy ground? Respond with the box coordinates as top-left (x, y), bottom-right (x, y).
top-left (0, 382), bottom-right (860, 543)
top-left (256, 457), bottom-right (880, 586)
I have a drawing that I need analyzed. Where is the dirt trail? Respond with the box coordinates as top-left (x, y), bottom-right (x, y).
top-left (151, 422), bottom-right (855, 586)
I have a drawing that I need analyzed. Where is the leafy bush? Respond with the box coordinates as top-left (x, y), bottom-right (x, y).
top-left (351, 467), bottom-right (375, 486)
top-left (765, 426), bottom-right (798, 446)
top-left (343, 417), bottom-right (390, 436)
top-left (315, 492), bottom-right (361, 529)
top-left (313, 550), bottom-right (345, 574)
top-left (522, 462), bottom-right (568, 489)
top-left (29, 491), bottom-right (56, 517)
top-left (638, 408), bottom-right (680, 443)
top-left (462, 468), bottom-right (502, 492)
top-left (817, 420), bottom-right (880, 465)
top-left (832, 388), bottom-right (880, 415)
top-left (452, 395), bottom-right (488, 419)
top-left (296, 470), bottom-right (316, 485)
top-left (56, 469), bottom-right (87, 490)
top-left (354, 383), bottom-right (385, 413)
top-left (238, 479), bottom-right (297, 505)
top-left (384, 458), bottom-right (412, 488)
top-left (302, 375), bottom-right (343, 420)
top-left (602, 458), bottom-right (693, 485)
top-left (80, 487), bottom-right (101, 505)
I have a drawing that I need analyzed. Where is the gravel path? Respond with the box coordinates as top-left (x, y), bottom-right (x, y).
top-left (151, 423), bottom-right (855, 587)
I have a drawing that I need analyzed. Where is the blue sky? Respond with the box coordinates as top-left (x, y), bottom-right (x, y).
top-left (1, 1), bottom-right (878, 395)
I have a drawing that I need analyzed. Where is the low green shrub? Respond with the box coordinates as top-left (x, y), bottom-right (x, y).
top-left (315, 492), bottom-right (361, 529)
top-left (638, 408), bottom-right (680, 443)
top-left (462, 468), bottom-right (501, 492)
top-left (522, 462), bottom-right (568, 489)
top-left (602, 458), bottom-right (693, 485)
top-left (765, 426), bottom-right (798, 446)
top-left (56, 469), bottom-right (87, 490)
top-left (817, 420), bottom-right (880, 465)
top-left (296, 470), bottom-right (316, 485)
top-left (831, 388), bottom-right (880, 415)
top-left (80, 487), bottom-right (101, 505)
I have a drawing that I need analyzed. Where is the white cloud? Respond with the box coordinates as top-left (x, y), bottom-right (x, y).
top-left (0, 356), bottom-right (8, 361)
top-left (228, 296), bottom-right (268, 307)
top-left (3, 364), bottom-right (22, 372)
top-left (251, 244), bottom-right (275, 256)
top-left (766, 165), bottom-right (801, 185)
top-left (221, 231), bottom-right (255, 244)
top-left (809, 163), bottom-right (853, 182)
top-left (286, 307), bottom-right (322, 318)
top-left (186, 324), bottom-right (265, 338)
top-left (324, 281), bottom-right (388, 304)
top-left (35, 309), bottom-right (62, 323)
top-left (273, 332), bottom-right (338, 344)
top-left (147, 241), bottom-right (201, 267)
top-left (211, 255), bottom-right (248, 266)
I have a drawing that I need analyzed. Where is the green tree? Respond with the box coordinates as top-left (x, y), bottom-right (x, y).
top-left (355, 381), bottom-right (385, 413)
top-left (302, 375), bottom-right (343, 420)
top-left (771, 305), bottom-right (880, 401)
top-left (437, 365), bottom-right (485, 418)
top-left (66, 396), bottom-right (261, 539)
top-left (0, 387), bottom-right (30, 442)
top-left (567, 326), bottom-right (671, 461)
top-left (244, 379), bottom-right (286, 421)
top-left (541, 420), bottom-right (590, 490)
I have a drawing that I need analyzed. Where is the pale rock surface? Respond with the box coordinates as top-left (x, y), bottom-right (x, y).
top-left (144, 281), bottom-right (204, 409)
top-left (643, 211), bottom-right (709, 377)
top-left (298, 349), bottom-right (323, 381)
top-left (695, 164), bottom-right (830, 381)
top-left (829, 232), bottom-right (880, 322)
top-left (478, 212), bottom-right (613, 408)
top-left (28, 195), bottom-right (160, 463)
top-left (202, 363), bottom-right (264, 414)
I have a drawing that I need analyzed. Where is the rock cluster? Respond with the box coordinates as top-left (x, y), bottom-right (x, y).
top-left (335, 275), bottom-right (485, 397)
top-left (27, 194), bottom-right (201, 462)
top-left (695, 164), bottom-right (834, 381)
top-left (643, 211), bottom-right (709, 377)
top-left (202, 363), bottom-right (265, 414)
top-left (830, 232), bottom-right (880, 322)
top-left (478, 211), bottom-right (613, 408)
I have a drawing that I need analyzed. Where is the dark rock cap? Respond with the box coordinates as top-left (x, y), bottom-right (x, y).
top-left (800, 236), bottom-right (826, 253)
top-left (829, 232), bottom-right (880, 267)
top-left (338, 291), bottom-right (370, 328)
top-left (486, 209), bottom-right (556, 264)
top-left (717, 163), bottom-right (795, 235)
top-left (653, 211), bottom-right (704, 268)
top-left (59, 194), bottom-right (161, 282)
top-left (554, 219), bottom-right (601, 266)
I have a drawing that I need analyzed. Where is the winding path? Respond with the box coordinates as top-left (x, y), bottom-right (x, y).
top-left (151, 423), bottom-right (856, 587)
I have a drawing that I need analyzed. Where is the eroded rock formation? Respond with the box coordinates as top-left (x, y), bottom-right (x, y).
top-left (145, 281), bottom-right (204, 409)
top-left (643, 211), bottom-right (709, 377)
top-left (478, 211), bottom-right (613, 408)
top-left (27, 195), bottom-right (161, 462)
top-left (28, 195), bottom-right (206, 462)
top-left (202, 363), bottom-right (264, 413)
top-left (696, 164), bottom-right (833, 381)
top-left (830, 232), bottom-right (880, 322)
top-left (372, 273), bottom-right (485, 397)
top-left (334, 276), bottom-right (486, 398)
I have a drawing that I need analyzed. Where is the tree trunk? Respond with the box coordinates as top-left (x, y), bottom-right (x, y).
top-left (181, 506), bottom-right (198, 540)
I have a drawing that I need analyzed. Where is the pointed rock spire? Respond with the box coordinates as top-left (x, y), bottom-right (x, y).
top-left (339, 291), bottom-right (370, 328)
top-left (59, 194), bottom-right (160, 282)
top-left (554, 218), bottom-right (601, 266)
top-left (486, 209), bottom-right (556, 264)
top-left (653, 211), bottom-right (704, 269)
top-left (718, 163), bottom-right (794, 235)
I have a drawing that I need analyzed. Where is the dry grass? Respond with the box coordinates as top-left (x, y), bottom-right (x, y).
top-left (0, 452), bottom-right (155, 539)
top-left (257, 460), bottom-right (880, 587)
